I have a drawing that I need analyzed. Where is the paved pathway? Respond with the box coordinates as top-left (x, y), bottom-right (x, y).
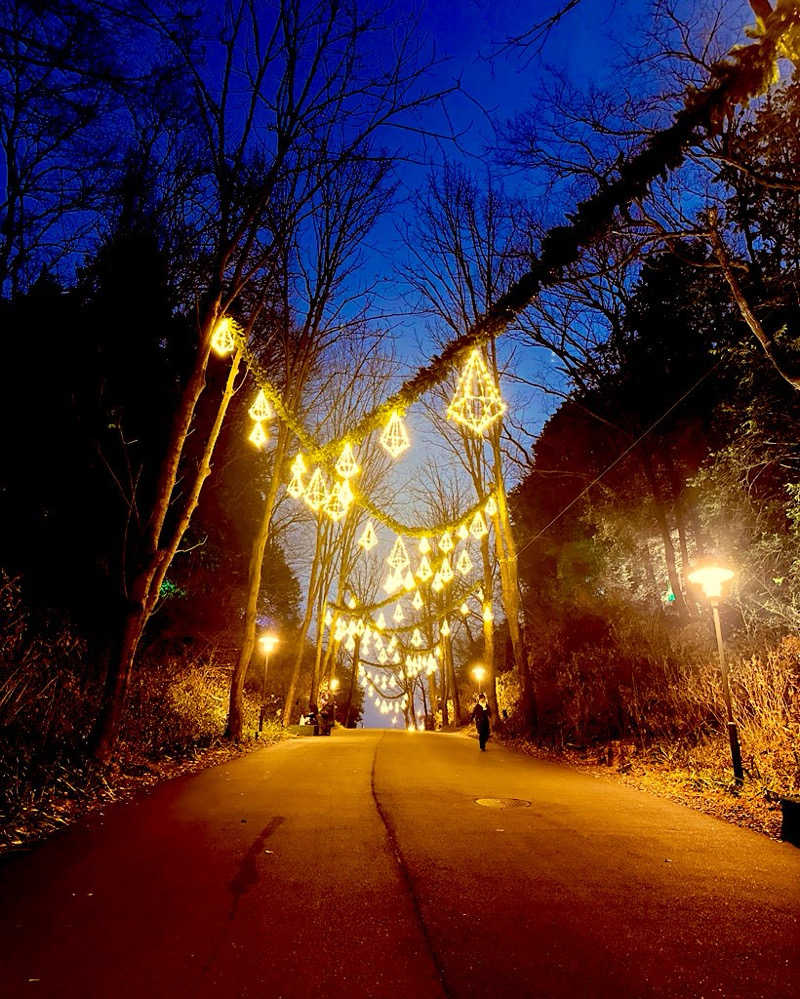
top-left (1, 730), bottom-right (798, 997)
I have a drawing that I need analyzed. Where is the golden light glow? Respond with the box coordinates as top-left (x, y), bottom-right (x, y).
top-left (383, 570), bottom-right (401, 595)
top-left (456, 548), bottom-right (473, 576)
top-left (438, 530), bottom-right (454, 553)
top-left (446, 348), bottom-right (507, 435)
top-left (305, 468), bottom-right (328, 511)
top-left (393, 602), bottom-right (404, 624)
top-left (210, 316), bottom-right (237, 356)
top-left (249, 421), bottom-right (269, 448)
top-left (412, 590), bottom-right (423, 610)
top-left (469, 510), bottom-right (488, 540)
top-left (355, 618), bottom-right (365, 637)
top-left (411, 628), bottom-right (422, 648)
top-left (403, 570), bottom-right (416, 591)
top-left (388, 536), bottom-right (410, 571)
top-left (439, 556), bottom-right (454, 584)
top-left (376, 612), bottom-right (387, 630)
top-left (336, 442), bottom-right (360, 479)
top-left (688, 565), bottom-right (735, 599)
top-left (419, 536), bottom-right (431, 555)
top-left (460, 601), bottom-right (469, 616)
top-left (483, 603), bottom-right (493, 623)
top-left (248, 389), bottom-right (273, 422)
top-left (259, 632), bottom-right (279, 653)
top-left (431, 573), bottom-right (443, 593)
top-left (347, 596), bottom-right (357, 609)
top-left (326, 480), bottom-right (353, 522)
top-left (457, 523), bottom-right (469, 541)
top-left (416, 555), bottom-right (433, 582)
top-left (330, 677), bottom-right (340, 691)
top-left (440, 618), bottom-right (450, 637)
top-left (485, 495), bottom-right (498, 517)
top-left (324, 609), bottom-right (333, 627)
top-left (378, 648), bottom-right (388, 664)
top-left (357, 521), bottom-right (378, 551)
top-left (471, 665), bottom-right (487, 683)
top-left (380, 410), bottom-right (410, 459)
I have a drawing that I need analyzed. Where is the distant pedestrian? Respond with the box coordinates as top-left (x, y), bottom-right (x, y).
top-left (472, 693), bottom-right (491, 751)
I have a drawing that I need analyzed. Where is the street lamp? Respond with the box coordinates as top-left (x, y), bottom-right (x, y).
top-left (687, 564), bottom-right (743, 784)
top-left (329, 676), bottom-right (340, 732)
top-left (258, 632), bottom-right (278, 735)
top-left (471, 664), bottom-right (487, 693)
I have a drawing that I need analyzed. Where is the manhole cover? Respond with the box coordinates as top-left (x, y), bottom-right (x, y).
top-left (474, 797), bottom-right (531, 809)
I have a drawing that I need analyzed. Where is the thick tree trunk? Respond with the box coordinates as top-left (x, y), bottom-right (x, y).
top-left (282, 531), bottom-right (324, 725)
top-left (640, 450), bottom-right (688, 616)
top-left (226, 422), bottom-right (289, 741)
top-left (446, 635), bottom-right (462, 724)
top-left (92, 308), bottom-right (223, 761)
top-left (480, 536), bottom-right (501, 724)
top-left (343, 635), bottom-right (360, 727)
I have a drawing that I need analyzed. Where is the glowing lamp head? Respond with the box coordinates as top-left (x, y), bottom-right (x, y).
top-left (330, 677), bottom-right (340, 692)
top-left (260, 632), bottom-right (278, 654)
top-left (471, 665), bottom-right (487, 683)
top-left (687, 564), bottom-right (734, 600)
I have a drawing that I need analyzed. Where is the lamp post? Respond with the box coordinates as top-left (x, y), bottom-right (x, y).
top-left (471, 664), bottom-right (487, 694)
top-left (258, 633), bottom-right (278, 735)
top-left (687, 565), bottom-right (744, 784)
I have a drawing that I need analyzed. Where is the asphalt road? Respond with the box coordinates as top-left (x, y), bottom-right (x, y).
top-left (1, 730), bottom-right (799, 998)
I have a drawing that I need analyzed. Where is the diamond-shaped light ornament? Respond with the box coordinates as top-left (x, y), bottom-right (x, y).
top-left (411, 628), bottom-right (422, 648)
top-left (412, 590), bottom-right (423, 611)
top-left (380, 410), bottom-right (410, 459)
top-left (376, 612), bottom-right (387, 631)
top-left (403, 570), bottom-right (416, 592)
top-left (378, 649), bottom-right (388, 665)
top-left (248, 389), bottom-right (273, 422)
top-left (457, 523), bottom-right (469, 541)
top-left (439, 556), bottom-right (454, 584)
top-left (249, 421), bottom-right (268, 448)
top-left (304, 468), bottom-right (328, 511)
top-left (326, 480), bottom-right (352, 522)
top-left (469, 510), bottom-right (488, 540)
top-left (485, 494), bottom-right (498, 517)
top-left (357, 521), bottom-right (378, 552)
top-left (438, 530), bottom-right (454, 553)
top-left (336, 442), bottom-right (360, 479)
top-left (416, 555), bottom-right (433, 582)
top-left (393, 602), bottom-right (404, 624)
top-left (287, 454), bottom-right (306, 499)
top-left (210, 316), bottom-right (238, 356)
top-left (418, 536), bottom-right (431, 555)
top-left (460, 600), bottom-right (470, 616)
top-left (324, 609), bottom-right (333, 627)
top-left (456, 548), bottom-right (473, 577)
top-left (431, 573), bottom-right (443, 593)
top-left (440, 618), bottom-right (450, 637)
top-left (446, 348), bottom-right (507, 435)
top-left (387, 536), bottom-right (410, 571)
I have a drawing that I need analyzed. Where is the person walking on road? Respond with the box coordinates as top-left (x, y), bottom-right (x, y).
top-left (472, 693), bottom-right (491, 751)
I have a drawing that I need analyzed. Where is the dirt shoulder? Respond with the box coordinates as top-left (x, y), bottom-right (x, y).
top-left (0, 730), bottom-right (286, 857)
top-left (496, 733), bottom-right (787, 841)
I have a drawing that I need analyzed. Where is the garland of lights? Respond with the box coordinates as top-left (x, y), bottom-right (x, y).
top-left (215, 7), bottom-right (797, 464)
top-left (354, 486), bottom-right (495, 539)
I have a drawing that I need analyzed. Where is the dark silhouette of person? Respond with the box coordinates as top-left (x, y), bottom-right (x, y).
top-left (471, 693), bottom-right (491, 751)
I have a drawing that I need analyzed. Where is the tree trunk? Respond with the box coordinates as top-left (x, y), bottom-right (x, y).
top-left (226, 422), bottom-right (289, 740)
top-left (282, 530), bottom-right (324, 725)
top-left (446, 634), bottom-right (462, 723)
top-left (480, 536), bottom-right (501, 724)
top-left (343, 634), bottom-right (360, 727)
top-left (92, 303), bottom-right (221, 762)
top-left (640, 449), bottom-right (688, 616)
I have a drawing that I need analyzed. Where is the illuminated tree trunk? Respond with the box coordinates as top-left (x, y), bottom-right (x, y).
top-left (282, 530), bottom-right (324, 725)
top-left (640, 450), bottom-right (688, 617)
top-left (343, 634), bottom-right (360, 727)
top-left (93, 304), bottom-right (223, 762)
top-left (480, 536), bottom-right (500, 724)
top-left (446, 635), bottom-right (462, 723)
top-left (226, 421), bottom-right (289, 741)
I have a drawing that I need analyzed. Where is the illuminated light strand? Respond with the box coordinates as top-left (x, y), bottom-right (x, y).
top-left (231, 11), bottom-right (798, 465)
